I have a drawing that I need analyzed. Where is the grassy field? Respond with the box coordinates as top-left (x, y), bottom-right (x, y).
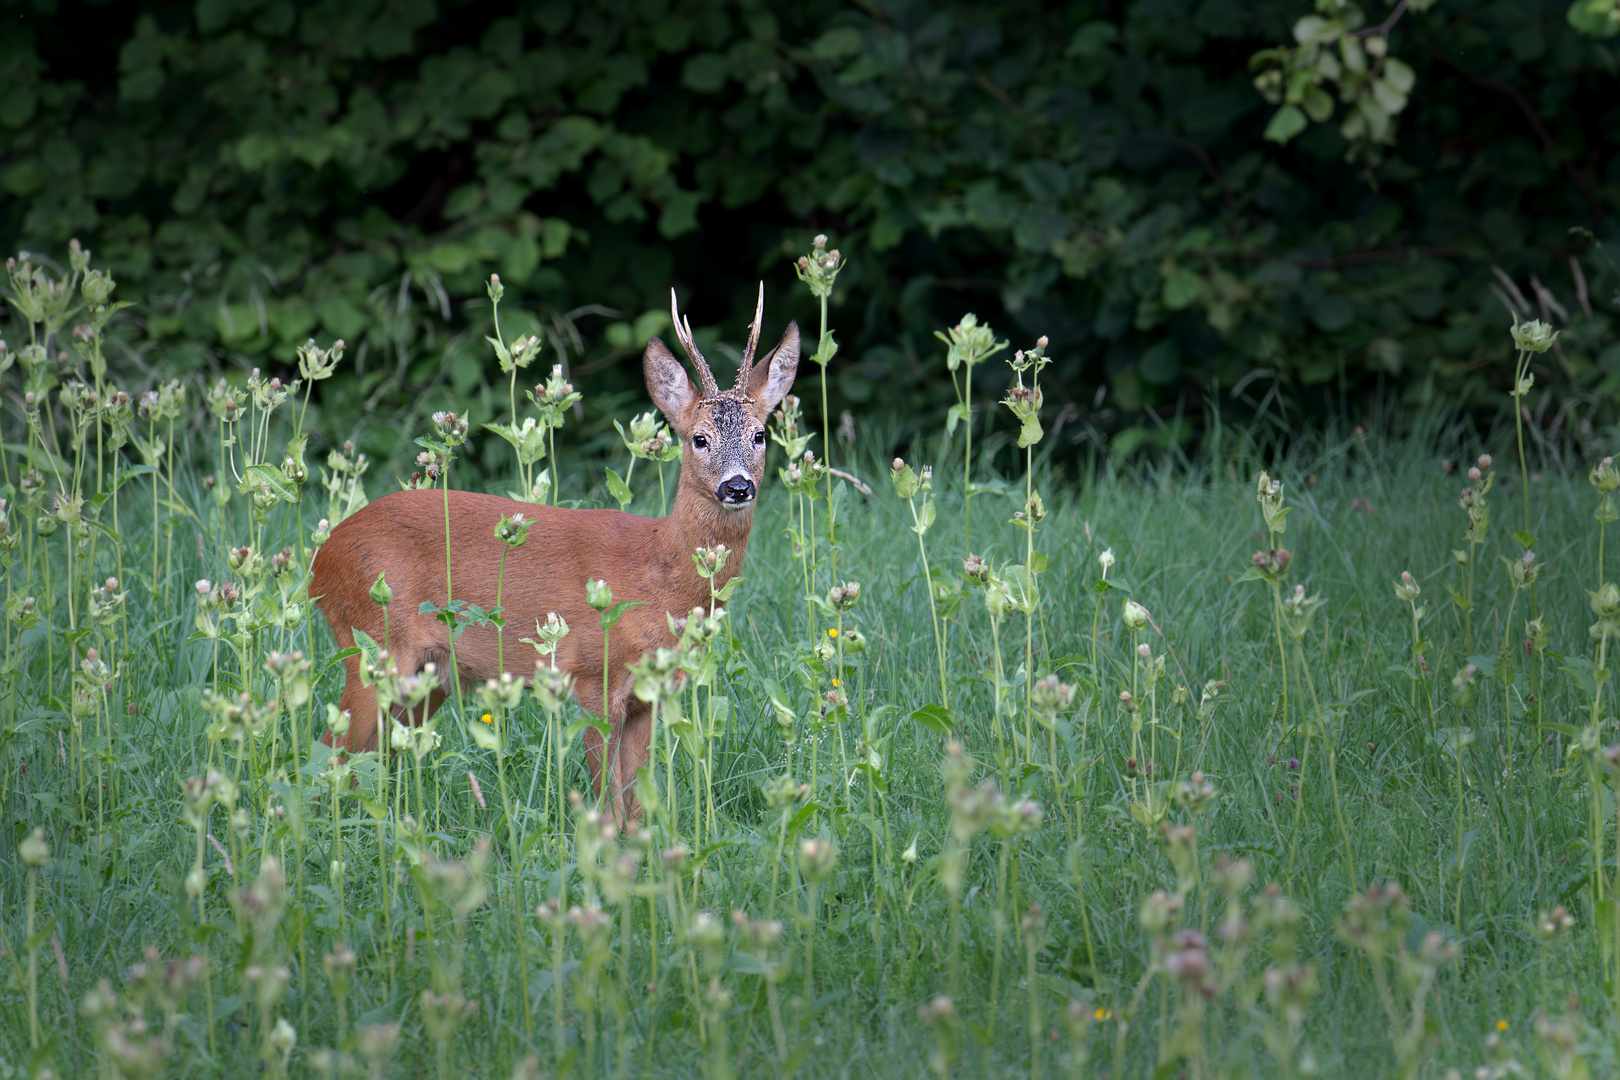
top-left (2, 264), bottom-right (1619, 1079)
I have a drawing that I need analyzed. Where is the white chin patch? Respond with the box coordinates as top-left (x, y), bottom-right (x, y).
top-left (721, 499), bottom-right (754, 511)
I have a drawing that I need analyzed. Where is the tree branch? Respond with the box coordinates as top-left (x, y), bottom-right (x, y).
top-left (1352, 0), bottom-right (1412, 39)
top-left (1420, 42), bottom-right (1608, 225)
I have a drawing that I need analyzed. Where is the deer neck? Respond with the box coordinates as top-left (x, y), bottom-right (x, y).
top-left (659, 474), bottom-right (754, 603)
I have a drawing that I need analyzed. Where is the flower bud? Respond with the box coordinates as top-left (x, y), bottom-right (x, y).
top-left (19, 827), bottom-right (49, 868)
top-left (1123, 599), bottom-right (1149, 632)
top-left (370, 573), bottom-right (393, 607)
top-left (797, 838), bottom-right (837, 882)
top-left (1510, 318), bottom-right (1557, 354)
top-left (1593, 581), bottom-right (1620, 621)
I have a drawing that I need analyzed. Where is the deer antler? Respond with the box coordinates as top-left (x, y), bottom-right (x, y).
top-left (734, 281), bottom-right (765, 392)
top-left (670, 288), bottom-right (720, 397)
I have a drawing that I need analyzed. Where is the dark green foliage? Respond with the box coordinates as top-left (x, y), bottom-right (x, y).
top-left (3, 0), bottom-right (1619, 462)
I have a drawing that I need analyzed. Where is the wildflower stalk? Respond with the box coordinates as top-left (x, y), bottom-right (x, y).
top-left (891, 459), bottom-right (947, 708)
top-left (936, 314), bottom-right (1008, 558)
top-left (1589, 465), bottom-right (1620, 831)
top-left (586, 578), bottom-right (642, 806)
top-left (795, 837), bottom-right (836, 1011)
top-left (987, 584), bottom-right (1009, 763)
top-left (1510, 317), bottom-right (1554, 592)
top-left (794, 236), bottom-right (844, 569)
top-left (474, 674), bottom-right (529, 1036)
top-left (1092, 549), bottom-right (1116, 673)
top-left (1278, 586), bottom-right (1326, 886)
top-left (1393, 572), bottom-right (1425, 715)
top-left (20, 827), bottom-right (48, 1052)
top-left (1448, 664), bottom-right (1479, 931)
top-left (1022, 905), bottom-right (1045, 1079)
top-left (1002, 338), bottom-right (1049, 767)
top-left (1253, 473), bottom-right (1292, 746)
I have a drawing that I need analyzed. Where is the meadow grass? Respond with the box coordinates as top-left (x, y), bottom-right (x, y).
top-left (0, 252), bottom-right (1613, 1079)
top-left (3, 398), bottom-right (1619, 1079)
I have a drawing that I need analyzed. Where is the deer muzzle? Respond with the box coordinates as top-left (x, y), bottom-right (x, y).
top-left (717, 473), bottom-right (756, 509)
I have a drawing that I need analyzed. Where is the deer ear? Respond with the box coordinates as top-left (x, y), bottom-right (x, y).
top-left (747, 321), bottom-right (800, 412)
top-left (644, 336), bottom-right (696, 425)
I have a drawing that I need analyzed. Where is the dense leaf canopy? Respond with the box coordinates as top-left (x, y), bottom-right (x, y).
top-left (3, 0), bottom-right (1618, 459)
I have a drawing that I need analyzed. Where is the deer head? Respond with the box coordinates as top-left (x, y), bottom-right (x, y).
top-left (643, 284), bottom-right (800, 511)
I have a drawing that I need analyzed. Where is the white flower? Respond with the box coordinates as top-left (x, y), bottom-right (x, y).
top-left (1098, 547), bottom-right (1115, 578)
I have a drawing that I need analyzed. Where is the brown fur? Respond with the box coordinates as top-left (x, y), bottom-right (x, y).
top-left (311, 318), bottom-right (799, 821)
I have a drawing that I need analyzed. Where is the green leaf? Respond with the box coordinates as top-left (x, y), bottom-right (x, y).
top-left (1263, 104), bottom-right (1308, 144)
top-left (910, 703), bottom-right (955, 734)
top-left (1512, 528), bottom-right (1537, 550)
top-left (946, 402), bottom-right (970, 435)
top-left (324, 647), bottom-right (362, 675)
top-left (1300, 83), bottom-right (1334, 123)
top-left (1004, 564), bottom-right (1039, 612)
top-left (1569, 0), bottom-right (1620, 36)
top-left (486, 334), bottom-right (514, 371)
top-left (1161, 266), bottom-right (1203, 311)
top-left (604, 466), bottom-right (633, 509)
top-left (241, 463), bottom-right (298, 503)
top-left (912, 494), bottom-right (935, 535)
top-left (111, 464), bottom-right (158, 491)
top-left (567, 715), bottom-right (611, 743)
top-left (600, 599), bottom-right (645, 631)
top-left (1382, 55), bottom-right (1417, 92)
top-left (352, 628), bottom-right (380, 666)
top-left (1016, 410), bottom-right (1043, 448)
top-left (1065, 21), bottom-right (1118, 58)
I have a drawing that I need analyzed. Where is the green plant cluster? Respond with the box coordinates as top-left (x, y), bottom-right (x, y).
top-left (3, 0), bottom-right (1620, 461)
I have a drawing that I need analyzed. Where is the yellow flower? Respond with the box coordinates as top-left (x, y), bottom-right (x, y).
top-left (828, 627), bottom-right (838, 637)
top-left (831, 678), bottom-right (841, 688)
top-left (480, 713), bottom-right (494, 724)
top-left (1093, 1008), bottom-right (1112, 1021)
top-left (1496, 1019), bottom-right (1508, 1032)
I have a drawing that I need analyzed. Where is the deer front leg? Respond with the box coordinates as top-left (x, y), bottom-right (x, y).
top-left (580, 673), bottom-right (642, 821)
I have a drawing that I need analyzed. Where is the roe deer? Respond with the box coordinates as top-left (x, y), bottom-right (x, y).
top-left (311, 286), bottom-right (799, 819)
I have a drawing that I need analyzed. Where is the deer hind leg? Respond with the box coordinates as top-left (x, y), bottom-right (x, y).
top-left (330, 653), bottom-right (380, 752)
top-left (612, 697), bottom-right (654, 827)
top-left (325, 641), bottom-right (448, 754)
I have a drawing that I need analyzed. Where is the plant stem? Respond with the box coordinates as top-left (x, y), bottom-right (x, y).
top-left (909, 494), bottom-right (948, 708)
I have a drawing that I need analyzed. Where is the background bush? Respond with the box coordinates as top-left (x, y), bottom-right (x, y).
top-left (3, 0), bottom-right (1619, 465)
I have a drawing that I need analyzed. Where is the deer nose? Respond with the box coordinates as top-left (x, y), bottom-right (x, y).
top-left (718, 476), bottom-right (756, 504)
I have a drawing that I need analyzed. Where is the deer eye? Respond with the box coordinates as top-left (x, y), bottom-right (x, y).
top-left (753, 431), bottom-right (766, 446)
top-left (692, 434), bottom-right (708, 450)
